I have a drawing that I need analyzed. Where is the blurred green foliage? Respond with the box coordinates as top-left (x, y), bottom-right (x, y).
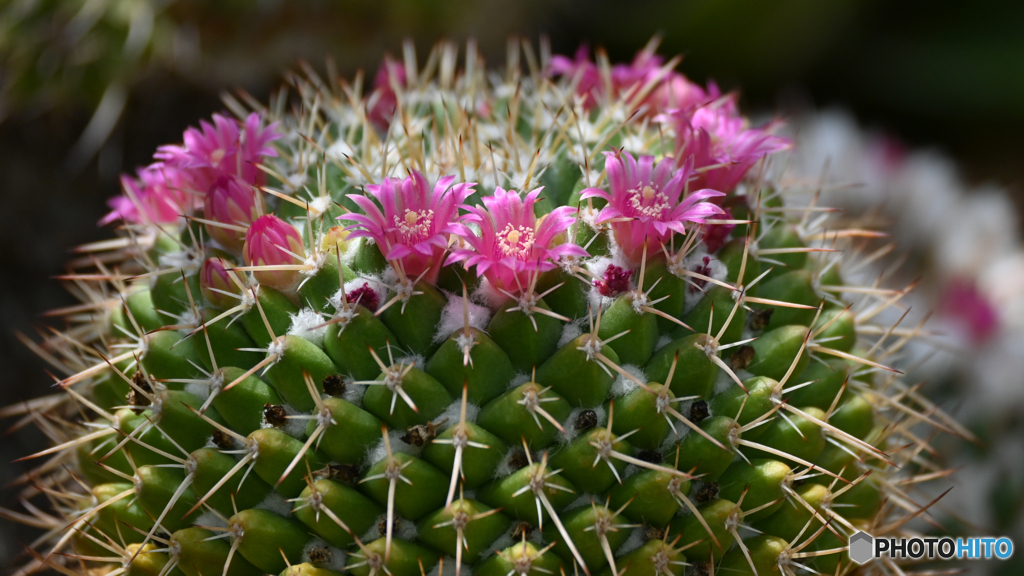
top-left (0, 0), bottom-right (178, 118)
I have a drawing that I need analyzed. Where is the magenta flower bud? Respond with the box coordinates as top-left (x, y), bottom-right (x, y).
top-left (243, 214), bottom-right (306, 292)
top-left (200, 257), bottom-right (245, 310)
top-left (204, 175), bottom-right (261, 252)
top-left (367, 56), bottom-right (407, 131)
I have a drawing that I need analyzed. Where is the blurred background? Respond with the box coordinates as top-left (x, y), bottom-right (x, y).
top-left (1, 0), bottom-right (1023, 570)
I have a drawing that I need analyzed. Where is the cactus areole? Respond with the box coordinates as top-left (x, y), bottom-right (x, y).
top-left (7, 40), bottom-right (960, 576)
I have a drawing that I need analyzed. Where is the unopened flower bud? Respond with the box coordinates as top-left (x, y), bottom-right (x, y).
top-left (200, 257), bottom-right (245, 309)
top-left (204, 175), bottom-right (261, 252)
top-left (244, 214), bottom-right (306, 291)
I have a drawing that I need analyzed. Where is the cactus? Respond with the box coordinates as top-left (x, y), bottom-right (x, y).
top-left (3, 40), bottom-right (963, 576)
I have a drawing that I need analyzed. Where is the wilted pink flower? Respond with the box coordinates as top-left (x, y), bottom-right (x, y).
top-left (701, 206), bottom-right (735, 253)
top-left (200, 257), bottom-right (244, 310)
top-left (100, 164), bottom-right (193, 225)
top-left (156, 112), bottom-right (280, 193)
top-left (582, 151), bottom-right (724, 264)
top-left (204, 175), bottom-right (262, 253)
top-left (447, 187), bottom-right (587, 295)
top-left (367, 56), bottom-right (407, 132)
top-left (688, 255), bottom-right (714, 293)
top-left (347, 282), bottom-right (380, 312)
top-left (665, 93), bottom-right (790, 192)
top-left (341, 171), bottom-right (473, 283)
top-left (243, 215), bottom-right (306, 292)
top-left (594, 264), bottom-right (634, 297)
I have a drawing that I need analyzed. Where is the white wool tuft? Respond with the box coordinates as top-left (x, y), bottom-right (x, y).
top-left (506, 372), bottom-right (532, 390)
top-left (564, 494), bottom-right (592, 511)
top-left (256, 492), bottom-right (294, 517)
top-left (713, 368), bottom-right (751, 396)
top-left (366, 429), bottom-right (421, 465)
top-left (184, 381), bottom-right (210, 401)
top-left (288, 307), bottom-right (328, 346)
top-left (194, 510), bottom-right (228, 530)
top-left (617, 526), bottom-right (648, 556)
top-left (654, 334), bottom-right (673, 352)
top-left (470, 277), bottom-right (510, 309)
top-left (493, 447), bottom-right (529, 479)
top-left (325, 139), bottom-right (354, 163)
top-left (609, 364), bottom-right (646, 397)
top-left (436, 398), bottom-right (480, 430)
top-left (557, 320), bottom-right (583, 349)
top-left (622, 464), bottom-right (641, 480)
top-left (302, 540), bottom-right (346, 572)
top-left (340, 376), bottom-right (366, 406)
top-left (362, 513), bottom-right (418, 543)
top-left (663, 423), bottom-right (690, 451)
top-left (380, 265), bottom-right (399, 287)
top-left (433, 292), bottom-right (491, 343)
top-left (426, 557), bottom-right (466, 576)
top-left (395, 353), bottom-right (426, 370)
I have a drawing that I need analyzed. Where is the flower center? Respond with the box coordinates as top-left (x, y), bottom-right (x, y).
top-left (394, 208), bottom-right (434, 242)
top-left (210, 148), bottom-right (226, 166)
top-left (497, 223), bottom-right (536, 259)
top-left (627, 184), bottom-right (670, 219)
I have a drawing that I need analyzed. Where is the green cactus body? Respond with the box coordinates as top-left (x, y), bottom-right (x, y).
top-left (4, 40), bottom-right (958, 576)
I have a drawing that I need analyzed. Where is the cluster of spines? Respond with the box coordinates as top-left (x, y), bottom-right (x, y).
top-left (0, 39), bottom-right (968, 576)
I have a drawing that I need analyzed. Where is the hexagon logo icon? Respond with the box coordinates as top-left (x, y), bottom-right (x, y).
top-left (849, 531), bottom-right (874, 564)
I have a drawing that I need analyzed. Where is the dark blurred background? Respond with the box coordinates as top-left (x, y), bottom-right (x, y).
top-left (1, 0), bottom-right (1023, 566)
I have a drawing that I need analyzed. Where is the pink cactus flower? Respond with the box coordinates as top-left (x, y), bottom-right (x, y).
top-left (243, 215), bottom-right (306, 292)
top-left (665, 93), bottom-right (790, 192)
top-left (938, 277), bottom-right (999, 344)
top-left (367, 56), bottom-right (407, 132)
top-left (611, 50), bottom-right (708, 115)
top-left (156, 112), bottom-right (280, 193)
top-left (548, 45), bottom-right (602, 109)
top-left (581, 151), bottom-right (725, 263)
top-left (204, 175), bottom-right (262, 253)
top-left (100, 164), bottom-right (193, 225)
top-left (341, 171), bottom-right (473, 284)
top-left (200, 257), bottom-right (244, 310)
top-left (549, 45), bottom-right (706, 115)
top-left (447, 187), bottom-right (587, 296)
